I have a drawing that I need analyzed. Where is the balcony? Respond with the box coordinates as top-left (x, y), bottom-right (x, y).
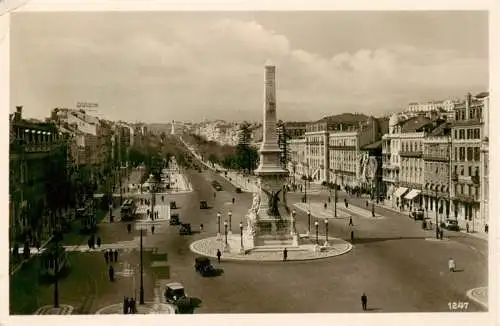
top-left (399, 151), bottom-right (423, 158)
top-left (453, 193), bottom-right (480, 203)
top-left (329, 145), bottom-right (356, 151)
top-left (422, 154), bottom-right (449, 162)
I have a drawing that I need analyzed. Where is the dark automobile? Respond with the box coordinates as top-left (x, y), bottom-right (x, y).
top-left (235, 187), bottom-right (242, 193)
top-left (409, 209), bottom-right (425, 220)
top-left (170, 213), bottom-right (180, 225)
top-left (170, 201), bottom-right (177, 209)
top-left (443, 219), bottom-right (460, 231)
top-left (211, 180), bottom-right (222, 191)
top-left (194, 257), bottom-right (216, 276)
top-left (200, 200), bottom-right (208, 209)
top-left (164, 282), bottom-right (186, 304)
top-left (179, 223), bottom-right (192, 235)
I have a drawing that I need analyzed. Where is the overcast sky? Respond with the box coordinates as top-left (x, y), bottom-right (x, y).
top-left (10, 11), bottom-right (488, 123)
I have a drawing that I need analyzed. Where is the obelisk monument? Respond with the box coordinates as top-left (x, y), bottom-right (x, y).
top-left (252, 64), bottom-right (295, 247)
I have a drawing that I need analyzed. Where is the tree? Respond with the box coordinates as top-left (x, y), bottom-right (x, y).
top-left (236, 122), bottom-right (256, 173)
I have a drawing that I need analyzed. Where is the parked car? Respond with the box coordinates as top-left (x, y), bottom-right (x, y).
top-left (170, 201), bottom-right (177, 209)
top-left (194, 257), bottom-right (217, 276)
top-left (170, 213), bottom-right (180, 225)
top-left (199, 200), bottom-right (208, 209)
top-left (164, 282), bottom-right (187, 304)
top-left (179, 223), bottom-right (192, 235)
top-left (235, 187), bottom-right (242, 193)
top-left (211, 180), bottom-right (222, 191)
top-left (409, 209), bottom-right (425, 220)
top-left (443, 219), bottom-right (460, 231)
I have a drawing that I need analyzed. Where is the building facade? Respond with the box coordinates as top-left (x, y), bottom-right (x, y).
top-left (305, 122), bottom-right (329, 182)
top-left (450, 93), bottom-right (486, 231)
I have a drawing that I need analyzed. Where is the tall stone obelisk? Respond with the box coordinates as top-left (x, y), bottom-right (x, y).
top-left (252, 64), bottom-right (294, 246)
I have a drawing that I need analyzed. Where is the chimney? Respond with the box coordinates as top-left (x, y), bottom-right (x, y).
top-left (14, 106), bottom-right (23, 122)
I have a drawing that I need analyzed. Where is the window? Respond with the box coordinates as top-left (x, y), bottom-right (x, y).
top-left (459, 147), bottom-right (465, 161)
top-left (468, 166), bottom-right (472, 177)
top-left (467, 147), bottom-right (473, 161)
top-left (454, 148), bottom-right (458, 161)
top-left (474, 147), bottom-right (480, 161)
top-left (460, 166), bottom-right (464, 176)
top-left (475, 167), bottom-right (479, 177)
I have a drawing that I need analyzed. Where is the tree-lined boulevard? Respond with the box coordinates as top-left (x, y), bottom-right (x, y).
top-left (10, 135), bottom-right (487, 314)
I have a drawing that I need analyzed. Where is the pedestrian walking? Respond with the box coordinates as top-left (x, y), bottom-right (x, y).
top-left (350, 230), bottom-right (354, 243)
top-left (466, 222), bottom-right (470, 233)
top-left (96, 236), bottom-right (101, 248)
top-left (485, 224), bottom-right (489, 233)
top-left (90, 234), bottom-right (95, 248)
top-left (361, 293), bottom-right (368, 311)
top-left (200, 223), bottom-right (204, 232)
top-left (448, 258), bottom-right (456, 272)
top-left (232, 197), bottom-right (235, 204)
top-left (104, 250), bottom-right (109, 264)
top-left (108, 265), bottom-right (115, 282)
top-left (114, 249), bottom-right (119, 262)
top-left (440, 229), bottom-right (444, 240)
top-left (366, 200), bottom-right (369, 207)
top-left (127, 223), bottom-right (132, 234)
top-left (349, 217), bottom-right (353, 226)
top-left (162, 195), bottom-right (164, 202)
top-left (151, 225), bottom-right (155, 234)
top-left (324, 202), bottom-right (327, 209)
top-left (123, 297), bottom-right (129, 314)
top-left (283, 248), bottom-right (288, 261)
top-left (213, 192), bottom-right (216, 199)
top-left (87, 238), bottom-right (92, 249)
top-left (371, 205), bottom-right (375, 217)
top-left (216, 249), bottom-right (222, 263)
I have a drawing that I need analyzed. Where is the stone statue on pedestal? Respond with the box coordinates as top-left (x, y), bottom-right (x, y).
top-left (262, 188), bottom-right (281, 217)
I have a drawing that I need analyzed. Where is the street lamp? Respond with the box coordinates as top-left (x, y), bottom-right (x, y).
top-left (306, 210), bottom-right (311, 237)
top-left (291, 209), bottom-right (296, 235)
top-left (139, 225), bottom-right (145, 304)
top-left (239, 222), bottom-right (244, 253)
top-left (315, 221), bottom-right (319, 244)
top-left (217, 212), bottom-right (221, 240)
top-left (228, 211), bottom-right (232, 235)
top-left (224, 221), bottom-right (228, 245)
top-left (324, 219), bottom-right (329, 246)
top-left (333, 174), bottom-right (338, 218)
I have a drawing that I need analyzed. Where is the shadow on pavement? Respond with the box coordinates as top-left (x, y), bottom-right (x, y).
top-left (366, 307), bottom-right (381, 312)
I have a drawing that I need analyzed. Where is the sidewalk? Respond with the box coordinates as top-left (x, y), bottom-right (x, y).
top-left (293, 202), bottom-right (350, 220)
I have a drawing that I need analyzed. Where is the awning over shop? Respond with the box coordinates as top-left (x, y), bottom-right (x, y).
top-left (393, 187), bottom-right (408, 198)
top-left (405, 189), bottom-right (422, 200)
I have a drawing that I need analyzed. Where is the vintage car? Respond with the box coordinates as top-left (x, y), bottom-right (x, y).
top-left (170, 201), bottom-right (177, 209)
top-left (194, 257), bottom-right (217, 276)
top-left (169, 213), bottom-right (180, 226)
top-left (211, 180), bottom-right (222, 191)
top-left (164, 282), bottom-right (187, 304)
top-left (443, 219), bottom-right (460, 231)
top-left (409, 208), bottom-right (425, 220)
top-left (179, 223), bottom-right (192, 235)
top-left (199, 200), bottom-right (208, 209)
top-left (235, 187), bottom-right (242, 194)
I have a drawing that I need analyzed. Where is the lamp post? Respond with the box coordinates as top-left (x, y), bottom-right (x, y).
top-left (333, 174), bottom-right (338, 218)
top-left (306, 209), bottom-right (311, 237)
top-left (224, 221), bottom-right (228, 245)
top-left (217, 212), bottom-right (221, 240)
top-left (291, 209), bottom-right (296, 235)
top-left (315, 221), bottom-right (319, 244)
top-left (228, 211), bottom-right (232, 236)
top-left (324, 219), bottom-right (329, 246)
top-left (435, 190), bottom-right (439, 240)
top-left (239, 222), bottom-right (244, 253)
top-left (139, 226), bottom-right (145, 304)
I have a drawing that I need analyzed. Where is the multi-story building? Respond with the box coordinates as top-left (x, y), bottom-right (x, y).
top-left (450, 92), bottom-right (487, 231)
top-left (359, 139), bottom-right (385, 199)
top-left (305, 121), bottom-right (330, 182)
top-left (422, 124), bottom-right (452, 223)
top-left (383, 114), bottom-right (445, 210)
top-left (480, 93), bottom-right (489, 232)
top-left (328, 117), bottom-right (386, 189)
top-left (288, 138), bottom-right (307, 184)
top-left (10, 106), bottom-right (67, 246)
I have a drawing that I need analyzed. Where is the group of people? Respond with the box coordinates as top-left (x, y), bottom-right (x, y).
top-left (123, 296), bottom-right (138, 314)
top-left (104, 248), bottom-right (119, 264)
top-left (87, 234), bottom-right (102, 249)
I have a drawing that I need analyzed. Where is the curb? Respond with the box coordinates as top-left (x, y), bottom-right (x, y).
top-left (95, 301), bottom-right (176, 314)
top-left (35, 304), bottom-right (74, 315)
top-left (466, 287), bottom-right (488, 309)
top-left (189, 236), bottom-right (353, 262)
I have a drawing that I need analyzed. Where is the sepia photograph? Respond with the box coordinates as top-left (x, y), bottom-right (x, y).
top-left (3, 3), bottom-right (496, 324)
